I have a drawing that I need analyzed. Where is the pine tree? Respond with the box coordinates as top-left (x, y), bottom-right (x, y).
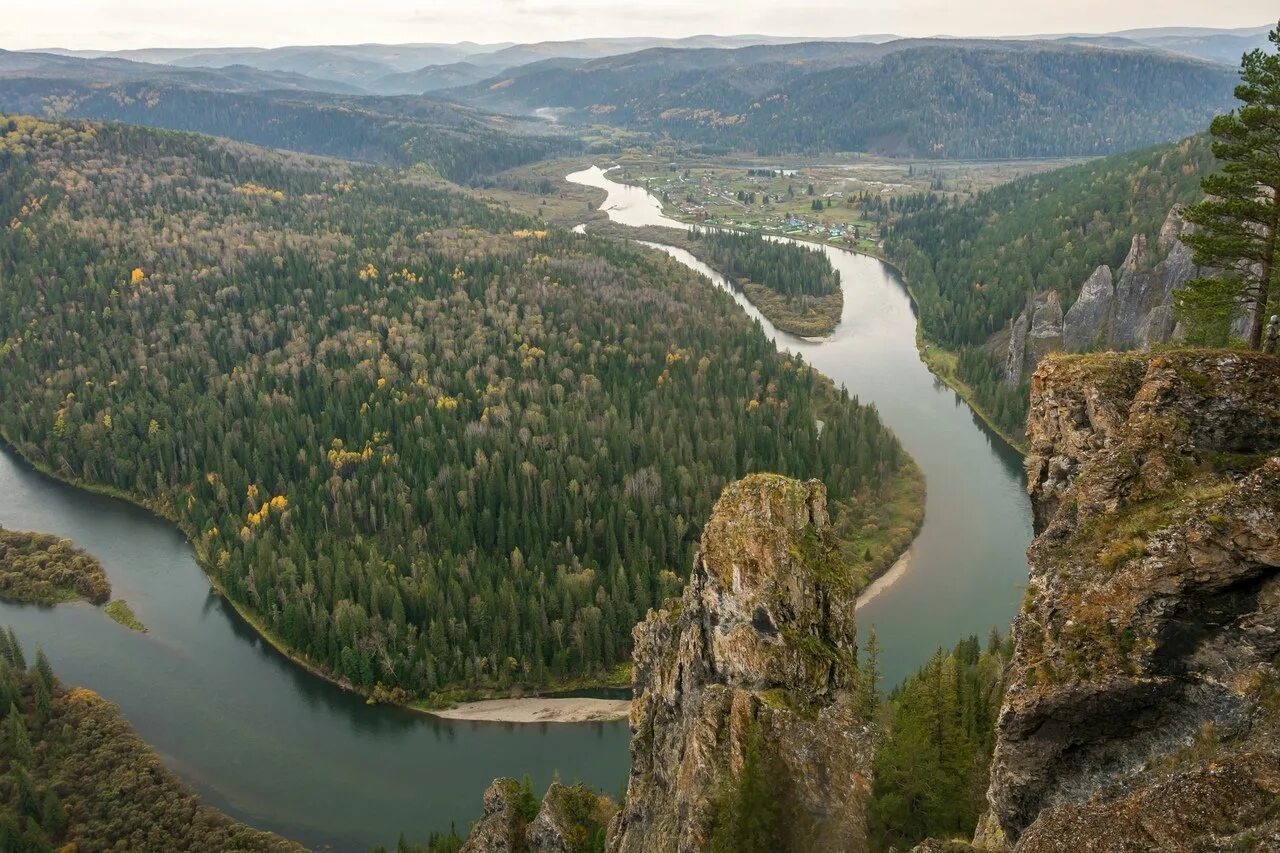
top-left (710, 722), bottom-right (785, 853)
top-left (860, 628), bottom-right (881, 718)
top-left (1179, 22), bottom-right (1280, 348)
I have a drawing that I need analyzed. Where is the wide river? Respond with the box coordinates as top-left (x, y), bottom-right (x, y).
top-left (0, 164), bottom-right (1032, 851)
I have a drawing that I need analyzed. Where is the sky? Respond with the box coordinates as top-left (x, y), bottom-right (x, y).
top-left (3, 0), bottom-right (1275, 51)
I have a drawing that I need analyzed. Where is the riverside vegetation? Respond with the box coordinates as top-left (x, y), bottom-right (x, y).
top-left (0, 527), bottom-right (110, 605)
top-left (586, 222), bottom-right (845, 336)
top-left (0, 115), bottom-right (920, 704)
top-left (0, 627), bottom-right (299, 852)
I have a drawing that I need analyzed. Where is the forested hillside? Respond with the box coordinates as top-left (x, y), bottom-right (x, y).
top-left (0, 78), bottom-right (572, 184)
top-left (884, 135), bottom-right (1215, 438)
top-left (0, 116), bottom-right (916, 701)
top-left (0, 628), bottom-right (298, 851)
top-left (450, 43), bottom-right (1235, 159)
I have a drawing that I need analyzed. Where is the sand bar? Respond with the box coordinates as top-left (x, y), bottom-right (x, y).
top-left (432, 696), bottom-right (630, 723)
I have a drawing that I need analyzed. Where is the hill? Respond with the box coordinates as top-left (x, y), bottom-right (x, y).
top-left (0, 74), bottom-right (574, 183)
top-left (0, 48), bottom-right (362, 93)
top-left (0, 115), bottom-right (919, 701)
top-left (446, 41), bottom-right (1236, 159)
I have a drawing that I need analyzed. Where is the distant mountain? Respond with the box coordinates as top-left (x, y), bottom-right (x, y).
top-left (371, 61), bottom-right (492, 94)
top-left (0, 72), bottom-right (575, 182)
top-left (28, 34), bottom-right (906, 96)
top-left (1127, 31), bottom-right (1273, 65)
top-left (444, 40), bottom-right (1236, 159)
top-left (21, 23), bottom-right (1265, 100)
top-left (0, 49), bottom-right (363, 94)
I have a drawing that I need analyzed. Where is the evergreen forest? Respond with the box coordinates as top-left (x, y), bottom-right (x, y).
top-left (0, 115), bottom-right (914, 701)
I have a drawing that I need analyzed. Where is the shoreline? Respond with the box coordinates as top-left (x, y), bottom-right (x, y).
top-left (855, 549), bottom-right (912, 610)
top-left (432, 697), bottom-right (631, 724)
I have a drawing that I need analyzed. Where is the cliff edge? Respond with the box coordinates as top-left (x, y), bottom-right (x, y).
top-left (981, 350), bottom-right (1280, 851)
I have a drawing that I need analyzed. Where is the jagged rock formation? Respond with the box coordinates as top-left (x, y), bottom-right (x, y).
top-left (1003, 206), bottom-right (1206, 384)
top-left (1004, 292), bottom-right (1065, 383)
top-left (978, 350), bottom-right (1280, 850)
top-left (607, 473), bottom-right (873, 853)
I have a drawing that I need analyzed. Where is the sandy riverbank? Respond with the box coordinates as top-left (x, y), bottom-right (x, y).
top-left (855, 549), bottom-right (912, 610)
top-left (432, 697), bottom-right (631, 723)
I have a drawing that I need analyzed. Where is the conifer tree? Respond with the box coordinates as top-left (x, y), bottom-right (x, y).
top-left (1179, 22), bottom-right (1280, 347)
top-left (710, 723), bottom-right (784, 853)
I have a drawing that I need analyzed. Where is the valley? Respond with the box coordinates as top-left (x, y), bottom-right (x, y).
top-left (0, 13), bottom-right (1277, 853)
top-left (0, 142), bottom-right (1028, 850)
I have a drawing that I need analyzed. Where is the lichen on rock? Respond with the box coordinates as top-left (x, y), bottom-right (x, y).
top-left (607, 473), bottom-right (873, 853)
top-left (981, 349), bottom-right (1280, 850)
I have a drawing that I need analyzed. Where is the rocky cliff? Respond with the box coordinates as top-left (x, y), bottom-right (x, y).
top-left (607, 473), bottom-right (873, 853)
top-left (979, 350), bottom-right (1280, 850)
top-left (1003, 207), bottom-right (1207, 384)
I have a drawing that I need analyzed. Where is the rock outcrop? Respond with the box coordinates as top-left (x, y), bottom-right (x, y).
top-left (461, 779), bottom-right (617, 853)
top-left (1004, 292), bottom-right (1065, 383)
top-left (980, 350), bottom-right (1280, 850)
top-left (1004, 206), bottom-right (1208, 384)
top-left (607, 473), bottom-right (873, 853)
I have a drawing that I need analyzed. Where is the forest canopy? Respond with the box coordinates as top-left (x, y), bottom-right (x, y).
top-left (0, 527), bottom-right (111, 606)
top-left (0, 115), bottom-right (915, 702)
top-left (0, 626), bottom-right (298, 852)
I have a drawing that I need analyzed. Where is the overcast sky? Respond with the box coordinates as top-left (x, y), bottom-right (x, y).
top-left (4, 1), bottom-right (1275, 50)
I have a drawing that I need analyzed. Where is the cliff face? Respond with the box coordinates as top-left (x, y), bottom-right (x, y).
top-left (982, 350), bottom-right (1280, 850)
top-left (1003, 207), bottom-right (1206, 384)
top-left (607, 473), bottom-right (873, 853)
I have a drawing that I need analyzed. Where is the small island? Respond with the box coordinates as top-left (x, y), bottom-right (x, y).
top-left (0, 526), bottom-right (111, 605)
top-left (105, 599), bottom-right (147, 633)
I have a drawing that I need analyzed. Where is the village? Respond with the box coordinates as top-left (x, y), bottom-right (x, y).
top-left (607, 153), bottom-right (1075, 253)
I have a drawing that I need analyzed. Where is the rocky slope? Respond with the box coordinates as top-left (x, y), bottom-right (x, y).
top-left (975, 350), bottom-right (1280, 851)
top-left (1003, 206), bottom-right (1209, 383)
top-left (607, 473), bottom-right (873, 853)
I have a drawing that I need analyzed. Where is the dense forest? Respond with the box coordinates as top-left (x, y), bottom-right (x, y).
top-left (688, 229), bottom-right (839, 300)
top-left (0, 79), bottom-right (573, 184)
top-left (868, 633), bottom-right (1012, 852)
top-left (453, 44), bottom-right (1235, 159)
top-left (885, 135), bottom-right (1215, 439)
top-left (686, 228), bottom-right (843, 335)
top-left (0, 627), bottom-right (297, 851)
top-left (0, 528), bottom-right (110, 605)
top-left (0, 115), bottom-right (915, 701)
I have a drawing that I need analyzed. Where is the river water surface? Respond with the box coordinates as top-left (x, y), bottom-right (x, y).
top-left (0, 164), bottom-right (1032, 851)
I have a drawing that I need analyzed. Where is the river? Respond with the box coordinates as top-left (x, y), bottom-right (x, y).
top-left (0, 163), bottom-right (1032, 851)
top-left (565, 165), bottom-right (1033, 685)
